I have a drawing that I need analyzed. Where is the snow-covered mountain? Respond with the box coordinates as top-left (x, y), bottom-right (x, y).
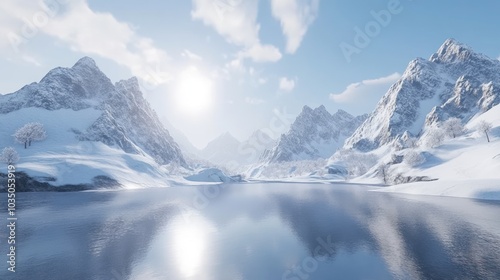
top-left (345, 39), bottom-right (500, 151)
top-left (262, 105), bottom-right (367, 162)
top-left (198, 130), bottom-right (276, 168)
top-left (200, 132), bottom-right (241, 166)
top-left (0, 57), bottom-right (185, 166)
top-left (0, 57), bottom-right (187, 189)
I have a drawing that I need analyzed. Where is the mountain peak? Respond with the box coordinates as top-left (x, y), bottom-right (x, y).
top-left (314, 105), bottom-right (328, 112)
top-left (72, 56), bottom-right (98, 69)
top-left (302, 105), bottom-right (313, 113)
top-left (430, 38), bottom-right (475, 63)
top-left (214, 132), bottom-right (239, 144)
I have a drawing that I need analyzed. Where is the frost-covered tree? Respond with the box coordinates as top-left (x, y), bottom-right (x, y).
top-left (424, 128), bottom-right (445, 148)
top-left (403, 150), bottom-right (425, 167)
top-left (331, 149), bottom-right (378, 176)
top-left (477, 120), bottom-right (493, 143)
top-left (1, 147), bottom-right (19, 165)
top-left (260, 159), bottom-right (328, 179)
top-left (377, 164), bottom-right (390, 184)
top-left (13, 122), bottom-right (47, 149)
top-left (442, 118), bottom-right (464, 138)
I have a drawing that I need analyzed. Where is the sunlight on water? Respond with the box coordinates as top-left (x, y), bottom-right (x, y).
top-left (171, 215), bottom-right (215, 278)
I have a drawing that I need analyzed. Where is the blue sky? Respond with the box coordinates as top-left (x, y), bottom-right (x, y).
top-left (1, 0), bottom-right (500, 148)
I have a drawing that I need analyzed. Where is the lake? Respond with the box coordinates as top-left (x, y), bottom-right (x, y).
top-left (1, 183), bottom-right (500, 279)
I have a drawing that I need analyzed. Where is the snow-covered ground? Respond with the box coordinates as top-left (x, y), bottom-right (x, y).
top-left (368, 105), bottom-right (500, 200)
top-left (0, 107), bottom-right (178, 188)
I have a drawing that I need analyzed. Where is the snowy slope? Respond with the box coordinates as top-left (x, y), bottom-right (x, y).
top-left (263, 105), bottom-right (367, 162)
top-left (376, 103), bottom-right (500, 200)
top-left (0, 108), bottom-right (171, 188)
top-left (345, 39), bottom-right (500, 151)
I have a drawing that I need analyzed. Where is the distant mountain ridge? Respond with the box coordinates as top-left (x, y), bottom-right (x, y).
top-left (263, 105), bottom-right (367, 162)
top-left (345, 39), bottom-right (500, 151)
top-left (198, 130), bottom-right (275, 168)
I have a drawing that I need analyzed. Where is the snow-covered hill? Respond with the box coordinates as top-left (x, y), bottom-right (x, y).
top-left (263, 105), bottom-right (366, 162)
top-left (373, 103), bottom-right (500, 200)
top-left (345, 39), bottom-right (500, 151)
top-left (0, 57), bottom-right (187, 190)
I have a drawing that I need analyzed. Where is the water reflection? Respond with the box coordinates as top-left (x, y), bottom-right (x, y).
top-left (1, 184), bottom-right (500, 279)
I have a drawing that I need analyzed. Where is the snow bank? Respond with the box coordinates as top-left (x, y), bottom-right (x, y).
top-left (376, 179), bottom-right (500, 201)
top-left (184, 168), bottom-right (238, 183)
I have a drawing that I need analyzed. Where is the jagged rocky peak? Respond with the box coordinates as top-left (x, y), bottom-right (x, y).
top-left (115, 77), bottom-right (142, 98)
top-left (263, 105), bottom-right (366, 162)
top-left (72, 56), bottom-right (99, 69)
top-left (301, 105), bottom-right (314, 114)
top-left (430, 38), bottom-right (474, 63)
top-left (116, 76), bottom-right (140, 90)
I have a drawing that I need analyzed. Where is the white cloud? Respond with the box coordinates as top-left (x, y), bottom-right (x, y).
top-left (245, 96), bottom-right (265, 105)
top-left (238, 44), bottom-right (282, 63)
top-left (330, 72), bottom-right (401, 103)
top-left (21, 54), bottom-right (41, 66)
top-left (192, 0), bottom-right (259, 46)
top-left (271, 0), bottom-right (319, 54)
top-left (226, 58), bottom-right (246, 72)
top-left (1, 0), bottom-right (172, 86)
top-left (181, 49), bottom-right (203, 61)
top-left (279, 76), bottom-right (296, 92)
top-left (191, 0), bottom-right (282, 63)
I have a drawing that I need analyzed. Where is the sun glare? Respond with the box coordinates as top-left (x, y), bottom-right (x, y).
top-left (175, 66), bottom-right (214, 115)
top-left (171, 216), bottom-right (215, 278)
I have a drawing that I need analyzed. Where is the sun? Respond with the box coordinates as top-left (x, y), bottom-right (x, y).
top-left (175, 66), bottom-right (214, 115)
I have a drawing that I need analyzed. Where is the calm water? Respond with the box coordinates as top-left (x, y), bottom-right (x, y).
top-left (1, 183), bottom-right (500, 280)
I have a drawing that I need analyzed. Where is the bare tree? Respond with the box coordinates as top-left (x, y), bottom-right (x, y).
top-left (13, 122), bottom-right (47, 149)
top-left (425, 128), bottom-right (445, 148)
top-left (477, 120), bottom-right (493, 142)
top-left (404, 150), bottom-right (425, 167)
top-left (442, 118), bottom-right (464, 138)
top-left (377, 164), bottom-right (390, 184)
top-left (331, 149), bottom-right (378, 176)
top-left (1, 147), bottom-right (19, 165)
